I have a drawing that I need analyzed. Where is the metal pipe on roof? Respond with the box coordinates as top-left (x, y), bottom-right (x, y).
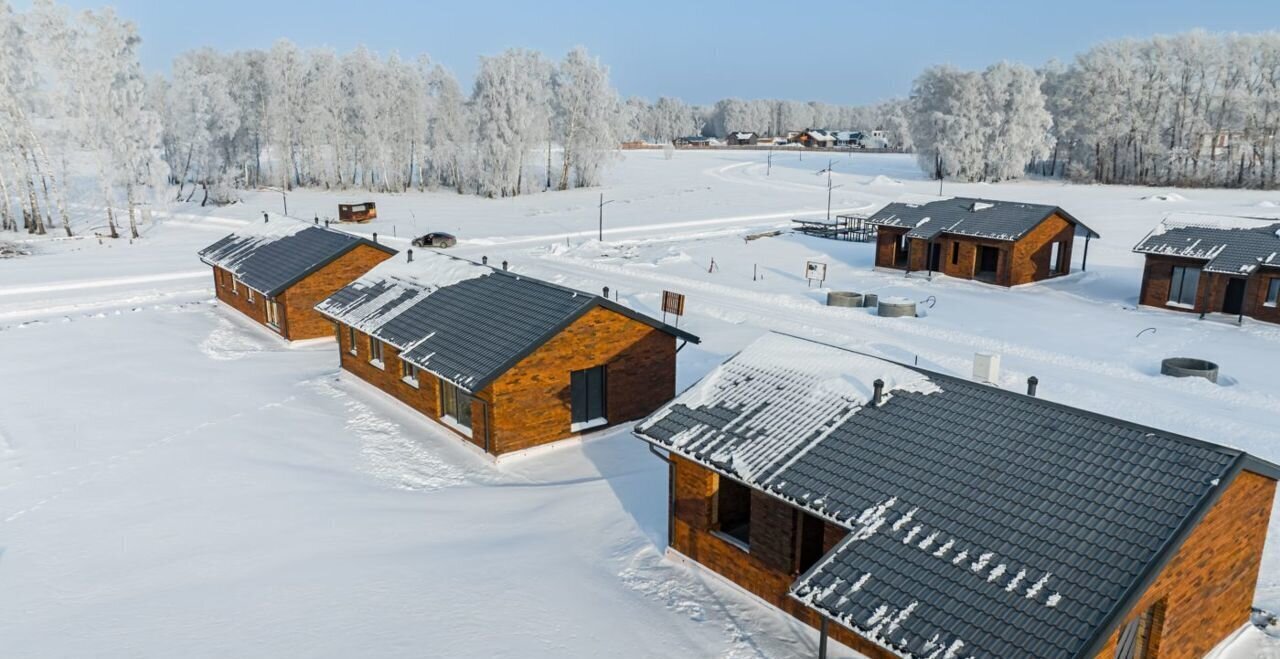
top-left (1027, 376), bottom-right (1039, 397)
top-left (872, 379), bottom-right (885, 407)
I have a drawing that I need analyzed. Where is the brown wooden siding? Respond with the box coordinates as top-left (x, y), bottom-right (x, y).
top-left (872, 213), bottom-right (1077, 287)
top-left (1139, 255), bottom-right (1280, 324)
top-left (487, 306), bottom-right (677, 454)
top-left (209, 243), bottom-right (391, 341)
top-left (279, 244), bottom-right (393, 340)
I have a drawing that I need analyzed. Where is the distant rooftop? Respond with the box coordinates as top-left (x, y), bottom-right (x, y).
top-left (1133, 213), bottom-right (1280, 274)
top-left (867, 197), bottom-right (1099, 242)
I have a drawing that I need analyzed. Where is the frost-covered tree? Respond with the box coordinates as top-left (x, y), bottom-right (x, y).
top-left (552, 47), bottom-right (619, 189)
top-left (472, 49), bottom-right (552, 197)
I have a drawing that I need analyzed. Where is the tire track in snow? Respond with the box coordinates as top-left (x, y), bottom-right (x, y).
top-left (0, 270), bottom-right (208, 298)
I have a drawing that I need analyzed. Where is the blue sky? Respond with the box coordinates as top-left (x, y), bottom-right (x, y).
top-left (36, 0), bottom-right (1280, 105)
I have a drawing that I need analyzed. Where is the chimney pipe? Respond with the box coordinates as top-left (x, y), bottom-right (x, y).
top-left (407, 249), bottom-right (414, 263)
top-left (872, 379), bottom-right (885, 407)
top-left (263, 212), bottom-right (269, 223)
top-left (603, 286), bottom-right (610, 298)
top-left (314, 215), bottom-right (319, 225)
top-left (482, 256), bottom-right (488, 265)
top-left (1027, 376), bottom-right (1039, 397)
top-left (324, 219), bottom-right (330, 228)
top-left (372, 232), bottom-right (378, 244)
top-left (502, 260), bottom-right (509, 271)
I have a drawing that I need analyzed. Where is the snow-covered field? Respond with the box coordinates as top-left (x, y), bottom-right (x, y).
top-left (4, 150), bottom-right (1280, 657)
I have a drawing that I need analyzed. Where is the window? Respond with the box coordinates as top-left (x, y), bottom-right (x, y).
top-left (231, 278), bottom-right (240, 295)
top-left (368, 338), bottom-right (384, 368)
top-left (894, 233), bottom-right (910, 266)
top-left (401, 360), bottom-right (419, 387)
top-left (347, 326), bottom-right (357, 355)
top-left (439, 380), bottom-right (473, 431)
top-left (1267, 279), bottom-right (1280, 308)
top-left (713, 477), bottom-right (752, 550)
top-left (1049, 242), bottom-right (1063, 273)
top-left (220, 271), bottom-right (227, 288)
top-left (266, 299), bottom-right (280, 328)
top-left (1167, 266), bottom-right (1201, 308)
top-left (570, 365), bottom-right (607, 430)
top-left (1115, 600), bottom-right (1165, 659)
top-left (950, 241), bottom-right (959, 265)
top-left (247, 288), bottom-right (255, 303)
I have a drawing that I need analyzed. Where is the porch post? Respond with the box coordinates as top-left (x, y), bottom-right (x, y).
top-left (1082, 235), bottom-right (1091, 272)
top-left (818, 617), bottom-right (829, 659)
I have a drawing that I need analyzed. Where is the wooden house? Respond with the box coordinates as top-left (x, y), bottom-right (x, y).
top-left (792, 129), bottom-right (836, 148)
top-left (726, 131), bottom-right (759, 146)
top-left (199, 224), bottom-right (395, 341)
top-left (1133, 214), bottom-right (1280, 324)
top-left (315, 252), bottom-right (699, 457)
top-left (338, 202), bottom-right (377, 223)
top-left (635, 332), bottom-right (1278, 659)
top-left (866, 197), bottom-right (1099, 286)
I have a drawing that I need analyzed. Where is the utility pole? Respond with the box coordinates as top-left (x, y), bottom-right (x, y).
top-left (598, 193), bottom-right (614, 241)
top-left (817, 160), bottom-right (842, 221)
top-left (767, 148), bottom-right (773, 176)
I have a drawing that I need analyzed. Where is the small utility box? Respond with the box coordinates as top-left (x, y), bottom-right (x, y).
top-left (973, 352), bottom-right (1001, 384)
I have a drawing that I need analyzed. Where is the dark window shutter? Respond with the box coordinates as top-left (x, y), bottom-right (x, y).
top-left (571, 369), bottom-right (587, 424)
top-left (587, 366), bottom-right (605, 420)
top-left (1115, 618), bottom-right (1139, 659)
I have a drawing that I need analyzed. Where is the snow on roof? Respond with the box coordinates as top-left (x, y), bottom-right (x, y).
top-left (636, 332), bottom-right (1260, 659)
top-left (198, 223), bottom-right (380, 297)
top-left (866, 197), bottom-right (1098, 242)
top-left (1133, 213), bottom-right (1280, 274)
top-left (638, 332), bottom-right (938, 484)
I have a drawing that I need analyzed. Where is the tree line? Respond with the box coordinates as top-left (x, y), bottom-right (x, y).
top-left (6, 0), bottom-right (1280, 241)
top-left (905, 31), bottom-right (1280, 188)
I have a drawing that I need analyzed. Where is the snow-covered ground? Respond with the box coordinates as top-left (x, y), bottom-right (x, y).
top-left (4, 150), bottom-right (1280, 657)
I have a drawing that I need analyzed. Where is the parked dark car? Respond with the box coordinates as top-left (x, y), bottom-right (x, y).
top-left (412, 232), bottom-right (457, 248)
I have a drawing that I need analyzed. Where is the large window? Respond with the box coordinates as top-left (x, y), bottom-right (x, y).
top-left (231, 277), bottom-right (240, 295)
top-left (369, 338), bottom-right (384, 367)
top-left (894, 233), bottom-right (909, 267)
top-left (570, 365), bottom-right (607, 429)
top-left (1267, 278), bottom-right (1280, 308)
top-left (401, 360), bottom-right (419, 387)
top-left (246, 288), bottom-right (255, 303)
top-left (266, 299), bottom-right (280, 328)
top-left (347, 326), bottom-right (357, 355)
top-left (1167, 266), bottom-right (1201, 308)
top-left (714, 477), bottom-right (752, 550)
top-left (1049, 242), bottom-right (1063, 273)
top-left (439, 380), bottom-right (473, 431)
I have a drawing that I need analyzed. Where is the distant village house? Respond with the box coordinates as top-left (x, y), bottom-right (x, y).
top-left (635, 332), bottom-right (1278, 659)
top-left (725, 131), bottom-right (759, 146)
top-left (1133, 213), bottom-right (1280, 323)
top-left (866, 197), bottom-right (1099, 286)
top-left (199, 224), bottom-right (395, 341)
top-left (316, 252), bottom-right (699, 457)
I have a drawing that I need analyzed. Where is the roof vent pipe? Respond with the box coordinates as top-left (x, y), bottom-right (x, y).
top-left (872, 379), bottom-right (885, 407)
top-left (324, 220), bottom-right (330, 228)
top-left (407, 249), bottom-right (414, 263)
top-left (603, 286), bottom-right (610, 298)
top-left (314, 215), bottom-right (319, 225)
top-left (372, 232), bottom-right (378, 244)
top-left (482, 256), bottom-right (488, 265)
top-left (263, 212), bottom-right (269, 223)
top-left (1027, 376), bottom-right (1038, 397)
top-left (502, 260), bottom-right (509, 271)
